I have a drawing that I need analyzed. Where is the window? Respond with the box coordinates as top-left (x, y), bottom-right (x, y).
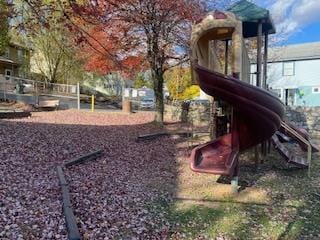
top-left (282, 61), bottom-right (295, 76)
top-left (138, 91), bottom-right (146, 97)
top-left (17, 49), bottom-right (23, 61)
top-left (3, 48), bottom-right (9, 58)
top-left (5, 69), bottom-right (12, 81)
top-left (312, 87), bottom-right (320, 94)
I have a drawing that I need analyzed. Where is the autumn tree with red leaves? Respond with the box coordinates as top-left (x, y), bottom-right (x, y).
top-left (80, 25), bottom-right (146, 80)
top-left (18, 0), bottom-right (205, 123)
top-left (67, 0), bottom-right (205, 123)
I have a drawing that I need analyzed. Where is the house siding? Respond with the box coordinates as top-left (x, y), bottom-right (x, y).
top-left (267, 59), bottom-right (320, 88)
top-left (250, 58), bottom-right (320, 107)
top-left (0, 44), bottom-right (31, 77)
top-left (295, 86), bottom-right (320, 107)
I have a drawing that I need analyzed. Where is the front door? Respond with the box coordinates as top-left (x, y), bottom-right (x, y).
top-left (285, 88), bottom-right (296, 106)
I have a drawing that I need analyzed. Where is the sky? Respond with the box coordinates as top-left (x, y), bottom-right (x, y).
top-left (256, 0), bottom-right (320, 45)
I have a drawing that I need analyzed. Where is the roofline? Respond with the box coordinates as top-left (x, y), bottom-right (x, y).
top-left (268, 56), bottom-right (320, 63)
top-left (251, 56), bottom-right (320, 64)
top-left (9, 42), bottom-right (32, 51)
top-left (0, 56), bottom-right (20, 65)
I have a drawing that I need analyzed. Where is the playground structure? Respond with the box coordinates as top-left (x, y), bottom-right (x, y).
top-left (189, 1), bottom-right (319, 190)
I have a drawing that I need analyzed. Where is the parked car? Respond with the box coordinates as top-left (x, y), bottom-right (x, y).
top-left (139, 98), bottom-right (155, 109)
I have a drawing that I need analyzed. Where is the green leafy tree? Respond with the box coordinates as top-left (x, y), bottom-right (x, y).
top-left (0, 0), bottom-right (9, 55)
top-left (134, 72), bottom-right (153, 89)
top-left (31, 30), bottom-right (82, 83)
top-left (164, 67), bottom-right (193, 100)
top-left (9, 1), bottom-right (85, 84)
top-left (182, 85), bottom-right (200, 99)
top-left (133, 74), bottom-right (146, 89)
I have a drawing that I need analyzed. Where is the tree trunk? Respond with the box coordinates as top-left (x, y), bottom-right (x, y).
top-left (153, 70), bottom-right (164, 124)
top-left (147, 35), bottom-right (164, 124)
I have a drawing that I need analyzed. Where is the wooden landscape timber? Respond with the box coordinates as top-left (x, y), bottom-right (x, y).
top-left (63, 150), bottom-right (103, 167)
top-left (56, 166), bottom-right (82, 240)
top-left (136, 131), bottom-right (192, 142)
top-left (0, 111), bottom-right (31, 119)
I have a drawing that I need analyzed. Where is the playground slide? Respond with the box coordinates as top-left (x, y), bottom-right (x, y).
top-left (190, 63), bottom-right (285, 176)
top-left (279, 122), bottom-right (319, 152)
top-left (271, 134), bottom-right (308, 168)
top-left (270, 121), bottom-right (319, 168)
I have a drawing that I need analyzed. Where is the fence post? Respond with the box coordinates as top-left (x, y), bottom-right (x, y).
top-left (77, 82), bottom-right (80, 110)
top-left (35, 81), bottom-right (39, 105)
top-left (3, 80), bottom-right (6, 101)
top-left (91, 95), bottom-right (94, 112)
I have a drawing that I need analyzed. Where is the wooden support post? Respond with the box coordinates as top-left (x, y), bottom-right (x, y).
top-left (255, 20), bottom-right (263, 166)
top-left (224, 40), bottom-right (229, 75)
top-left (210, 98), bottom-right (216, 140)
top-left (267, 139), bottom-right (271, 154)
top-left (255, 146), bottom-right (259, 170)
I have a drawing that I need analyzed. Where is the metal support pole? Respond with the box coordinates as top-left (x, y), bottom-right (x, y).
top-left (77, 82), bottom-right (80, 110)
top-left (262, 33), bottom-right (269, 157)
top-left (256, 20), bottom-right (263, 88)
top-left (263, 32), bottom-right (269, 89)
top-left (231, 162), bottom-right (239, 194)
top-left (231, 176), bottom-right (239, 194)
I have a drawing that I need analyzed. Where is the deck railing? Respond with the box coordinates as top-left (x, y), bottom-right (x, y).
top-left (0, 75), bottom-right (77, 96)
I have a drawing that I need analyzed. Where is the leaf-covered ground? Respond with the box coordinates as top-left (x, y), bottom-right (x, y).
top-left (0, 110), bottom-right (319, 239)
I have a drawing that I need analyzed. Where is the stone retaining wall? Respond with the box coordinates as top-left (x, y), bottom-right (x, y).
top-left (164, 101), bottom-right (212, 125)
top-left (164, 103), bottom-right (320, 137)
top-left (285, 106), bottom-right (320, 136)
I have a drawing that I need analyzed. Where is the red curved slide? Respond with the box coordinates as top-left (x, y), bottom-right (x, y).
top-left (190, 63), bottom-right (285, 176)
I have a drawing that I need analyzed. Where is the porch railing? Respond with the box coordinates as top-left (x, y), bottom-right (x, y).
top-left (0, 75), bottom-right (77, 96)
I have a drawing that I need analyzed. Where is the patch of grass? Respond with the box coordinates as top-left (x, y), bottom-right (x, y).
top-left (279, 220), bottom-right (304, 240)
top-left (150, 142), bottom-right (320, 239)
top-left (168, 202), bottom-right (224, 238)
top-left (206, 207), bottom-right (250, 239)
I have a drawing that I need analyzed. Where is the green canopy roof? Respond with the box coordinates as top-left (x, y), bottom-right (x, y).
top-left (227, 0), bottom-right (276, 38)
